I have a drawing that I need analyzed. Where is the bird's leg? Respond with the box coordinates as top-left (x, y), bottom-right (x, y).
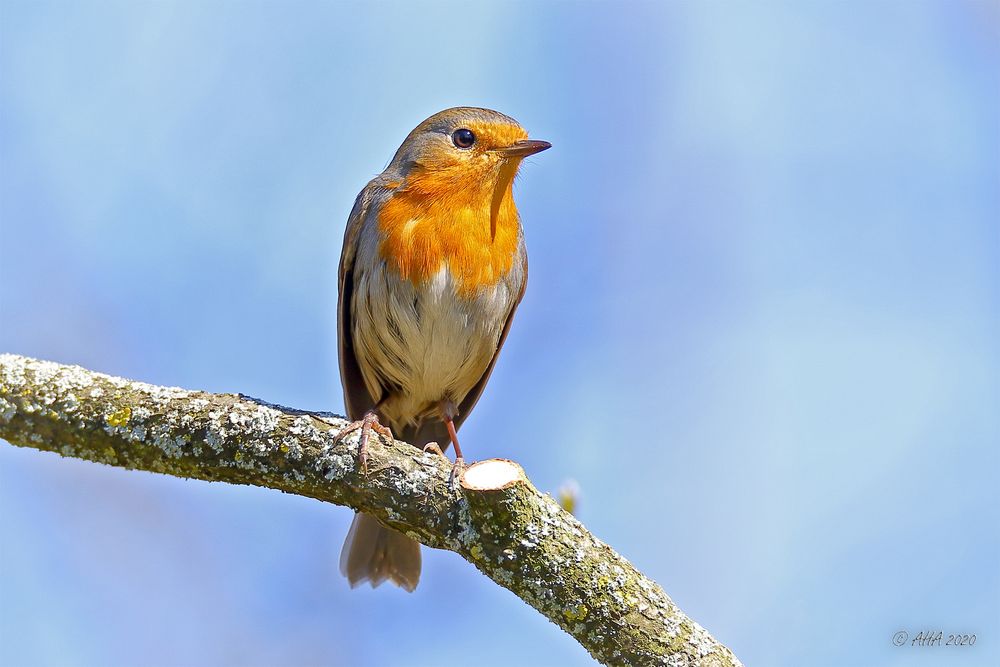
top-left (439, 399), bottom-right (466, 488)
top-left (334, 409), bottom-right (392, 474)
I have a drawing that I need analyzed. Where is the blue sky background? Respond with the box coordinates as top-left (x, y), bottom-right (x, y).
top-left (1, 1), bottom-right (998, 666)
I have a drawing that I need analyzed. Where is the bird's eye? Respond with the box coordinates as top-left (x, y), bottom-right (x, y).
top-left (452, 128), bottom-right (476, 149)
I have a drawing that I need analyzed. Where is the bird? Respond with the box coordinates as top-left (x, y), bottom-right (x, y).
top-left (335, 107), bottom-right (550, 592)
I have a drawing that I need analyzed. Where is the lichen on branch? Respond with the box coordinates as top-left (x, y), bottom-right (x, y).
top-left (0, 354), bottom-right (742, 667)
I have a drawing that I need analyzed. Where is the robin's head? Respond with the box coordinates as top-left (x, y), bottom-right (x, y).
top-left (376, 108), bottom-right (548, 289)
top-left (387, 107), bottom-right (550, 185)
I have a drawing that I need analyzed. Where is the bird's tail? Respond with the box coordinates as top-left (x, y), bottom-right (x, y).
top-left (338, 419), bottom-right (449, 592)
top-left (339, 512), bottom-right (421, 592)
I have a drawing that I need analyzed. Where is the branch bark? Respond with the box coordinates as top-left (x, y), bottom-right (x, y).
top-left (0, 354), bottom-right (742, 667)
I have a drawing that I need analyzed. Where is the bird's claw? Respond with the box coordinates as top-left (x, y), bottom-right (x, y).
top-left (334, 411), bottom-right (392, 474)
top-left (448, 457), bottom-right (466, 491)
top-left (422, 442), bottom-right (449, 461)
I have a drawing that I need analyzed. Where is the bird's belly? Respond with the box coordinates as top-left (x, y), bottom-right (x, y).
top-left (352, 263), bottom-right (518, 427)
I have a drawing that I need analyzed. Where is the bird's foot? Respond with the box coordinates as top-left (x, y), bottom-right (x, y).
top-left (334, 411), bottom-right (393, 474)
top-left (422, 442), bottom-right (463, 489)
top-left (449, 457), bottom-right (466, 491)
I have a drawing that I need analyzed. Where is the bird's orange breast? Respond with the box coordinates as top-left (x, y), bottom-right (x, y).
top-left (376, 168), bottom-right (521, 296)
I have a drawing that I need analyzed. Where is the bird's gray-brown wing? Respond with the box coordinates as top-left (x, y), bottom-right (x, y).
top-left (337, 181), bottom-right (423, 594)
top-left (454, 249), bottom-right (528, 431)
top-left (338, 183), bottom-right (380, 421)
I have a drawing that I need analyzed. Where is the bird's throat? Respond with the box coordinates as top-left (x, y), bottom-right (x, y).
top-left (377, 171), bottom-right (521, 296)
top-left (490, 159), bottom-right (520, 242)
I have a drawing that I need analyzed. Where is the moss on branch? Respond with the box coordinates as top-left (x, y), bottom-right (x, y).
top-left (0, 353), bottom-right (741, 667)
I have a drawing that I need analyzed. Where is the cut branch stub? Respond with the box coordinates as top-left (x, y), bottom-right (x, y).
top-left (460, 458), bottom-right (526, 491)
top-left (0, 354), bottom-right (742, 667)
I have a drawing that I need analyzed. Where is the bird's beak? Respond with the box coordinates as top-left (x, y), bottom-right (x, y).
top-left (497, 139), bottom-right (552, 158)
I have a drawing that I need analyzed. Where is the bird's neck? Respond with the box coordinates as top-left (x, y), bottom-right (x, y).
top-left (377, 169), bottom-right (521, 296)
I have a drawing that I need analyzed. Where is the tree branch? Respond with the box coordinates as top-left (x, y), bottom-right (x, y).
top-left (0, 354), bottom-right (741, 667)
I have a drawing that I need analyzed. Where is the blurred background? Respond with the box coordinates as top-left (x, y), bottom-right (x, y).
top-left (1, 1), bottom-right (997, 666)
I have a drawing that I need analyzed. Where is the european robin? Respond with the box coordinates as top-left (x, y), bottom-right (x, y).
top-left (335, 107), bottom-right (550, 591)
